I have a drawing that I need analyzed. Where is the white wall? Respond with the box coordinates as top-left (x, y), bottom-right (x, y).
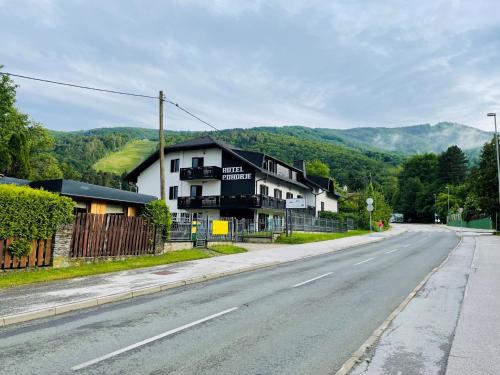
top-left (317, 194), bottom-right (338, 213)
top-left (255, 171), bottom-right (311, 204)
top-left (136, 147), bottom-right (222, 214)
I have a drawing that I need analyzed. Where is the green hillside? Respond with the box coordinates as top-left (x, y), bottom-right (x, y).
top-left (93, 139), bottom-right (157, 174)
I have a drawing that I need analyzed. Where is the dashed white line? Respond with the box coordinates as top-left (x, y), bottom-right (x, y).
top-left (71, 307), bottom-right (239, 371)
top-left (385, 248), bottom-right (400, 254)
top-left (292, 272), bottom-right (334, 288)
top-left (354, 257), bottom-right (375, 266)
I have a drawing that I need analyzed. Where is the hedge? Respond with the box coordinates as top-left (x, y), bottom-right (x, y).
top-left (0, 184), bottom-right (74, 240)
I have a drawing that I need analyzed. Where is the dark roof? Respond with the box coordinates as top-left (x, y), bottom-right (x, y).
top-left (29, 179), bottom-right (157, 205)
top-left (307, 175), bottom-right (341, 198)
top-left (0, 176), bottom-right (30, 186)
top-left (125, 135), bottom-right (311, 189)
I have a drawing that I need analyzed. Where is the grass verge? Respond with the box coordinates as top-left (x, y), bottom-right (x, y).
top-left (209, 245), bottom-right (248, 255)
top-left (0, 249), bottom-right (211, 289)
top-left (275, 230), bottom-right (370, 244)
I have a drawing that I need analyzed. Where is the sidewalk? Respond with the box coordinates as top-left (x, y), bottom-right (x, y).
top-left (349, 231), bottom-right (500, 375)
top-left (0, 227), bottom-right (405, 326)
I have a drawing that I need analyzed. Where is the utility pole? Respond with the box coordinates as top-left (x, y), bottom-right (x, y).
top-left (159, 90), bottom-right (166, 201)
top-left (446, 185), bottom-right (450, 222)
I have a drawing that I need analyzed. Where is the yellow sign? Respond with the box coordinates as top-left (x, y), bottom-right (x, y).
top-left (212, 220), bottom-right (229, 235)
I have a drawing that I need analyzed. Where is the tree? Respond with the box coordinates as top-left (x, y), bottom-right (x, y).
top-left (438, 145), bottom-right (468, 185)
top-left (30, 154), bottom-right (63, 180)
top-left (471, 138), bottom-right (500, 222)
top-left (7, 133), bottom-right (31, 178)
top-left (306, 159), bottom-right (330, 177)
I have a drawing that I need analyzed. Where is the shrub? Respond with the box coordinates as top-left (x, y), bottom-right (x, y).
top-left (0, 184), bottom-right (74, 241)
top-left (8, 238), bottom-right (32, 258)
top-left (141, 199), bottom-right (172, 237)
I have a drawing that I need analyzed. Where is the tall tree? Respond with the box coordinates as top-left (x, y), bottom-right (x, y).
top-left (437, 145), bottom-right (468, 185)
top-left (7, 133), bottom-right (31, 178)
top-left (306, 159), bottom-right (330, 178)
top-left (471, 138), bottom-right (500, 222)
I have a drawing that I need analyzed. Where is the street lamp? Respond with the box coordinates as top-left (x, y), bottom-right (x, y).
top-left (487, 113), bottom-right (500, 208)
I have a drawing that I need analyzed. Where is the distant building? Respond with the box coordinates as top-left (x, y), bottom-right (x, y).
top-left (126, 136), bottom-right (340, 221)
top-left (0, 176), bottom-right (156, 216)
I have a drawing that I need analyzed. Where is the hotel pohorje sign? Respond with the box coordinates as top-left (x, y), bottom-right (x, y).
top-left (222, 166), bottom-right (252, 180)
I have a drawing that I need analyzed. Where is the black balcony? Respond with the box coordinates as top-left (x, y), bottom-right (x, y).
top-left (177, 194), bottom-right (287, 210)
top-left (179, 166), bottom-right (222, 180)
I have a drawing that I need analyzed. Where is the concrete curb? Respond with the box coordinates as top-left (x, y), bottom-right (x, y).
top-left (335, 232), bottom-right (463, 375)
top-left (0, 229), bottom-right (406, 328)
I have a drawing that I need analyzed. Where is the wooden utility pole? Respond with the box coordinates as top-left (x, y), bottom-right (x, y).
top-left (159, 90), bottom-right (166, 201)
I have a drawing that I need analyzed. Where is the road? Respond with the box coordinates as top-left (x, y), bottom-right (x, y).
top-left (0, 225), bottom-right (458, 375)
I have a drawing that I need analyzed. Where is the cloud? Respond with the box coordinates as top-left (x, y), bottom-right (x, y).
top-left (1, 0), bottom-right (500, 132)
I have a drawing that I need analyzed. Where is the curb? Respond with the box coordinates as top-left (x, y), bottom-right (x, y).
top-left (0, 229), bottom-right (406, 328)
top-left (335, 232), bottom-right (463, 375)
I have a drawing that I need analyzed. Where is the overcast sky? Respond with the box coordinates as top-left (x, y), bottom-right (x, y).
top-left (1, 0), bottom-right (500, 131)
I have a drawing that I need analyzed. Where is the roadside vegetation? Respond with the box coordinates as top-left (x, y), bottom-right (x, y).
top-left (0, 249), bottom-right (211, 289)
top-left (276, 229), bottom-right (369, 244)
top-left (209, 245), bottom-right (247, 254)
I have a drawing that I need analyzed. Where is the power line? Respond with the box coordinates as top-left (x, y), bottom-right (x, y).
top-left (0, 71), bottom-right (220, 131)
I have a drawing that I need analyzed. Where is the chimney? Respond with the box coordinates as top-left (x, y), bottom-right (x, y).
top-left (293, 160), bottom-right (306, 177)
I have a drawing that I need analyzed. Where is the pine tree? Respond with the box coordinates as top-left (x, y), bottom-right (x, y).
top-left (437, 145), bottom-right (468, 185)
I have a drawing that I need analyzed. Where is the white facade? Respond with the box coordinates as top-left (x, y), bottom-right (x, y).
top-left (133, 140), bottom-right (339, 218)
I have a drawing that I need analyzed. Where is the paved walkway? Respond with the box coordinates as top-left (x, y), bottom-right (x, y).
top-left (350, 230), bottom-right (500, 375)
top-left (0, 227), bottom-right (405, 324)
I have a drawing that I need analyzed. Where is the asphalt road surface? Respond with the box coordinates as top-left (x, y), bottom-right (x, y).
top-left (0, 225), bottom-right (459, 375)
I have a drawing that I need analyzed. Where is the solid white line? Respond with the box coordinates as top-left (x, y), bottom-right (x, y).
top-left (385, 249), bottom-right (400, 254)
top-left (71, 307), bottom-right (239, 371)
top-left (292, 272), bottom-right (334, 288)
top-left (354, 257), bottom-right (375, 266)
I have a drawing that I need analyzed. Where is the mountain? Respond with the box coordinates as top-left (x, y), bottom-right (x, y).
top-left (327, 122), bottom-right (492, 154)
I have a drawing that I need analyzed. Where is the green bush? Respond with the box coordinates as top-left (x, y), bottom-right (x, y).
top-left (141, 199), bottom-right (172, 237)
top-left (8, 238), bottom-right (32, 257)
top-left (0, 184), bottom-right (74, 241)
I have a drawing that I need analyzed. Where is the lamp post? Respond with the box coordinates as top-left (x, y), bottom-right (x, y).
top-left (487, 113), bottom-right (500, 208)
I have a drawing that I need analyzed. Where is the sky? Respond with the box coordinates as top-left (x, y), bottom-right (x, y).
top-left (1, 0), bottom-right (500, 132)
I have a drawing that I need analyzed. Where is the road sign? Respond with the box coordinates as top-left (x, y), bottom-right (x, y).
top-left (286, 198), bottom-right (306, 209)
top-left (366, 197), bottom-right (373, 205)
top-left (367, 204), bottom-right (374, 212)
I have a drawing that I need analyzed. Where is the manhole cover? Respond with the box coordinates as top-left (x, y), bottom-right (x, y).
top-left (152, 270), bottom-right (176, 276)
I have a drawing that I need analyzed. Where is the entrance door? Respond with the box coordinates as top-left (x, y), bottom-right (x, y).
top-left (258, 213), bottom-right (269, 231)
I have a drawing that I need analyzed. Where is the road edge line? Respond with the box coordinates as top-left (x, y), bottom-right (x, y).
top-left (334, 233), bottom-right (463, 375)
top-left (0, 229), bottom-right (406, 327)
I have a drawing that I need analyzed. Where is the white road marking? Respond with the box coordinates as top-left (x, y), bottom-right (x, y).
top-left (71, 307), bottom-right (239, 371)
top-left (403, 244), bottom-right (411, 248)
top-left (354, 257), bottom-right (375, 266)
top-left (385, 249), bottom-right (400, 254)
top-left (292, 272), bottom-right (334, 288)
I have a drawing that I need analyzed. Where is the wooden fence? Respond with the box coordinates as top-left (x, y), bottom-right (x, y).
top-left (70, 213), bottom-right (157, 258)
top-left (1, 238), bottom-right (52, 270)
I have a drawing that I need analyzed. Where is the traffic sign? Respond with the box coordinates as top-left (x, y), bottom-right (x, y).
top-left (366, 197), bottom-right (373, 205)
top-left (367, 204), bottom-right (374, 212)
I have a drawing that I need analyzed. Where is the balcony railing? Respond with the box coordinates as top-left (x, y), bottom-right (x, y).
top-left (179, 166), bottom-right (222, 180)
top-left (177, 194), bottom-right (288, 210)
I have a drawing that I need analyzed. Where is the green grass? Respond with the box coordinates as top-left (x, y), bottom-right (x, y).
top-left (209, 245), bottom-right (248, 255)
top-left (275, 230), bottom-right (370, 244)
top-left (93, 139), bottom-right (156, 174)
top-left (0, 249), bottom-right (210, 289)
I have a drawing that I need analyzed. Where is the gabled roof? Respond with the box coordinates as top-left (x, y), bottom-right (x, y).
top-left (306, 175), bottom-right (341, 198)
top-left (29, 179), bottom-right (157, 205)
top-left (125, 135), bottom-right (312, 190)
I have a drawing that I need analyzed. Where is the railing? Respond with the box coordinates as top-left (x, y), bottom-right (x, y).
top-left (178, 194), bottom-right (287, 210)
top-left (179, 166), bottom-right (222, 180)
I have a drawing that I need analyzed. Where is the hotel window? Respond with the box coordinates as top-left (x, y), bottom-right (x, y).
top-left (297, 194), bottom-right (303, 198)
top-left (321, 202), bottom-right (325, 211)
top-left (286, 192), bottom-right (293, 199)
top-left (274, 189), bottom-right (282, 199)
top-left (170, 159), bottom-right (179, 172)
top-left (190, 185), bottom-right (202, 197)
top-left (169, 186), bottom-right (178, 200)
top-left (260, 184), bottom-right (269, 196)
top-left (289, 170), bottom-right (293, 179)
top-left (192, 157), bottom-right (204, 168)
